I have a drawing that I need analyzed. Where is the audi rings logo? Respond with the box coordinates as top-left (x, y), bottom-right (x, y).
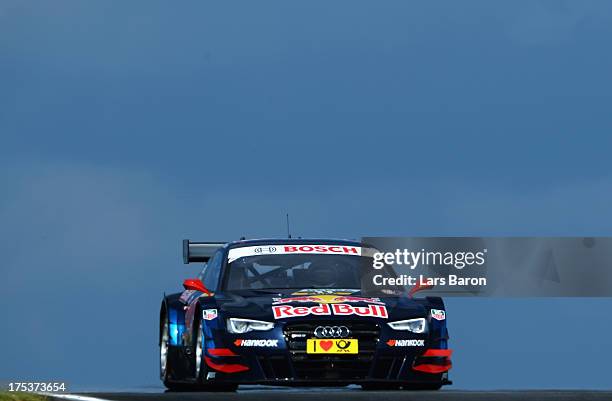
top-left (314, 326), bottom-right (350, 338)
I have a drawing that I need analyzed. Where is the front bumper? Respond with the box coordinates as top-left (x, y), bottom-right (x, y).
top-left (202, 351), bottom-right (452, 386)
top-left (202, 320), bottom-right (451, 385)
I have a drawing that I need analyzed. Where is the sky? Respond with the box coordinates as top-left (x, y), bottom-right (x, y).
top-left (2, 0), bottom-right (612, 390)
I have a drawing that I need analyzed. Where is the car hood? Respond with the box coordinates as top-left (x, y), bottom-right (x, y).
top-left (209, 289), bottom-right (428, 322)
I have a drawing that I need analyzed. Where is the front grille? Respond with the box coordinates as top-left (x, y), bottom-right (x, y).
top-left (283, 320), bottom-right (380, 380)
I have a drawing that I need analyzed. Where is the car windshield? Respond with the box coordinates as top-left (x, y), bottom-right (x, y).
top-left (223, 253), bottom-right (402, 295)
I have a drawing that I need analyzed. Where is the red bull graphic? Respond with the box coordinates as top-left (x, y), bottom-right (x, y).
top-left (272, 295), bottom-right (384, 305)
top-left (272, 303), bottom-right (388, 319)
top-left (292, 288), bottom-right (358, 296)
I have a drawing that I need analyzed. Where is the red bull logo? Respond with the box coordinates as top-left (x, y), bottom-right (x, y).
top-left (272, 295), bottom-right (383, 305)
top-left (331, 295), bottom-right (384, 304)
top-left (272, 303), bottom-right (388, 319)
top-left (273, 296), bottom-right (324, 304)
top-left (292, 289), bottom-right (358, 296)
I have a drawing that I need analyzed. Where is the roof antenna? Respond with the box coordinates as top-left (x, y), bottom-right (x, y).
top-left (286, 213), bottom-right (292, 238)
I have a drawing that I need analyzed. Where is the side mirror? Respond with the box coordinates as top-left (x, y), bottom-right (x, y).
top-left (408, 281), bottom-right (434, 298)
top-left (183, 278), bottom-right (211, 295)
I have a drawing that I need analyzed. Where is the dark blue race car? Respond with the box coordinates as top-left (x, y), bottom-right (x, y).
top-left (159, 238), bottom-right (452, 391)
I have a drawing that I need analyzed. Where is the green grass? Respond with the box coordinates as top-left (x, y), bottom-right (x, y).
top-left (0, 392), bottom-right (48, 401)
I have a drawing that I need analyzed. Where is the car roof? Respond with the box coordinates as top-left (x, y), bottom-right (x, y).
top-left (225, 238), bottom-right (365, 249)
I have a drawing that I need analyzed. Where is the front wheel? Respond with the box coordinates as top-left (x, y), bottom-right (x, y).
top-left (194, 316), bottom-right (238, 392)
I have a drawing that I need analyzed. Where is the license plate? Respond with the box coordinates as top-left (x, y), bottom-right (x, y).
top-left (306, 339), bottom-right (358, 354)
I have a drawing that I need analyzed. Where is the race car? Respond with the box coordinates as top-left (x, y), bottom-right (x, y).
top-left (159, 238), bottom-right (452, 391)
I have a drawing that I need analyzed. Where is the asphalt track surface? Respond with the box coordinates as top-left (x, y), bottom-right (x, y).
top-left (49, 388), bottom-right (612, 401)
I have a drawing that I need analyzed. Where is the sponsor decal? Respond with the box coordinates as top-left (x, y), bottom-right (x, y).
top-left (292, 288), bottom-right (359, 296)
top-left (386, 339), bottom-right (425, 347)
top-left (307, 338), bottom-right (358, 354)
top-left (284, 245), bottom-right (360, 254)
top-left (234, 339), bottom-right (279, 347)
top-left (431, 309), bottom-right (446, 321)
top-left (273, 295), bottom-right (383, 305)
top-left (272, 303), bottom-right (388, 319)
top-left (254, 246), bottom-right (278, 254)
top-left (227, 244), bottom-right (378, 262)
top-left (203, 309), bottom-right (218, 320)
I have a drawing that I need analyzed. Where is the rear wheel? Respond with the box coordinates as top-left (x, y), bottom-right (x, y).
top-left (160, 313), bottom-right (187, 391)
top-left (160, 319), bottom-right (169, 381)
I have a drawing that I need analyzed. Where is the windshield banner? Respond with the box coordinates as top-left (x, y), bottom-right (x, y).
top-left (227, 244), bottom-right (377, 263)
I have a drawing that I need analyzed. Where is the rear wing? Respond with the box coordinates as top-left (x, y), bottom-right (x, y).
top-left (182, 239), bottom-right (226, 264)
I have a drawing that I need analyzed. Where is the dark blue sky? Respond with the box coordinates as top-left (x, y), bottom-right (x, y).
top-left (2, 0), bottom-right (612, 390)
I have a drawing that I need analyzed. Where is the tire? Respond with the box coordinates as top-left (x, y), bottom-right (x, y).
top-left (194, 317), bottom-right (204, 382)
top-left (160, 312), bottom-right (185, 391)
top-left (193, 313), bottom-right (238, 392)
top-left (160, 315), bottom-right (170, 381)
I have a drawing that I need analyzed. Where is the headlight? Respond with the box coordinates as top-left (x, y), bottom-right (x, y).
top-left (387, 318), bottom-right (427, 333)
top-left (227, 318), bottom-right (275, 334)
